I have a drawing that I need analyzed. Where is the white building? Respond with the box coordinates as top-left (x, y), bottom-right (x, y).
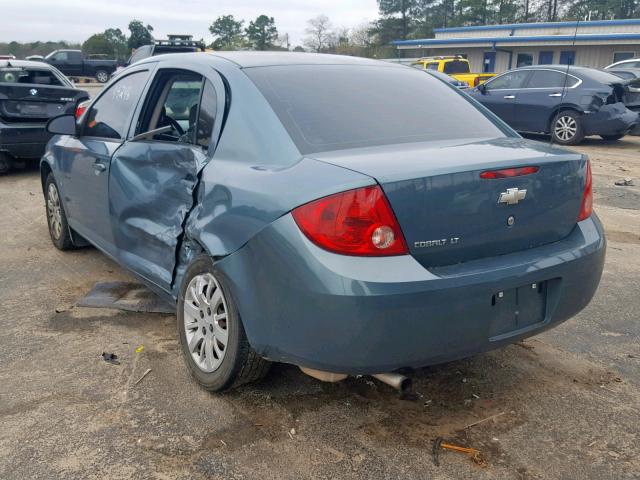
top-left (392, 19), bottom-right (640, 72)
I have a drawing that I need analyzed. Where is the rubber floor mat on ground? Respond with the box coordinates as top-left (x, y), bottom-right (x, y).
top-left (77, 281), bottom-right (175, 314)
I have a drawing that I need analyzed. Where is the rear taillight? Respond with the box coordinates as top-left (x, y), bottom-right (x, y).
top-left (75, 100), bottom-right (89, 119)
top-left (577, 160), bottom-right (593, 221)
top-left (292, 185), bottom-right (408, 256)
top-left (480, 166), bottom-right (539, 179)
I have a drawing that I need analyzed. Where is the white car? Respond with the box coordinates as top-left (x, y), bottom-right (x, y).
top-left (605, 58), bottom-right (640, 69)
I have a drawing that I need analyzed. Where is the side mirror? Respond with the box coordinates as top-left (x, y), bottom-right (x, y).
top-left (47, 114), bottom-right (77, 136)
top-left (477, 83), bottom-right (487, 94)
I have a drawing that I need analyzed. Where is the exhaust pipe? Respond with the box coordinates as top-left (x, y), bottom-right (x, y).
top-left (372, 373), bottom-right (412, 392)
top-left (298, 367), bottom-right (412, 393)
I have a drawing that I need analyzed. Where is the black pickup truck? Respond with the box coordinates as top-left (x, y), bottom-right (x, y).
top-left (44, 50), bottom-right (117, 83)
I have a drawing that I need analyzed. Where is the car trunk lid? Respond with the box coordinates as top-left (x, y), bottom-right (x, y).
top-left (0, 84), bottom-right (87, 123)
top-left (311, 137), bottom-right (586, 268)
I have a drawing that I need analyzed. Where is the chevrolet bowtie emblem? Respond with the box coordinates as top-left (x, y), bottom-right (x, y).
top-left (498, 188), bottom-right (527, 205)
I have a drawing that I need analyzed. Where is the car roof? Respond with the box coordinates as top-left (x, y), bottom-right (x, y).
top-left (139, 51), bottom-right (398, 69)
top-left (0, 59), bottom-right (56, 70)
top-left (517, 64), bottom-right (593, 73)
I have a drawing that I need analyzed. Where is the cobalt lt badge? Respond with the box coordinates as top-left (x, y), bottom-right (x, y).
top-left (498, 187), bottom-right (526, 205)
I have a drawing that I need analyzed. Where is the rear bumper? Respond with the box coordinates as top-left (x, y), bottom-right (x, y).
top-left (582, 103), bottom-right (639, 136)
top-left (217, 213), bottom-right (606, 374)
top-left (0, 122), bottom-right (51, 159)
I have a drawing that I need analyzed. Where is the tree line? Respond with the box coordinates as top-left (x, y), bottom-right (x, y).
top-left (373, 0), bottom-right (640, 44)
top-left (2, 1), bottom-right (640, 60)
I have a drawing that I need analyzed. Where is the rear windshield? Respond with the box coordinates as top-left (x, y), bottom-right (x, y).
top-left (443, 60), bottom-right (470, 74)
top-left (0, 67), bottom-right (66, 86)
top-left (584, 69), bottom-right (632, 84)
top-left (246, 65), bottom-right (507, 154)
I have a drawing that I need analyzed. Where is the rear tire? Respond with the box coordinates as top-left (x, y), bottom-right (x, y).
top-left (600, 134), bottom-right (625, 141)
top-left (95, 70), bottom-right (109, 83)
top-left (0, 152), bottom-right (11, 175)
top-left (551, 110), bottom-right (584, 145)
top-left (177, 256), bottom-right (271, 392)
top-left (44, 173), bottom-right (74, 250)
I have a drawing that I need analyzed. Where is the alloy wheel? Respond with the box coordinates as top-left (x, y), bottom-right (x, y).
top-left (96, 71), bottom-right (109, 83)
top-left (554, 115), bottom-right (577, 142)
top-left (47, 183), bottom-right (63, 240)
top-left (183, 273), bottom-right (229, 373)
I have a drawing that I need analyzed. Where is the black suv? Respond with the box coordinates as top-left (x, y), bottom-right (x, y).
top-left (130, 36), bottom-right (206, 65)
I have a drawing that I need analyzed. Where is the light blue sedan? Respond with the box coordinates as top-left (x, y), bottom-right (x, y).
top-left (42, 52), bottom-right (605, 391)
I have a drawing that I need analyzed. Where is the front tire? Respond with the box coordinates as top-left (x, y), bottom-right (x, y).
top-left (600, 134), bottom-right (625, 141)
top-left (45, 173), bottom-right (74, 250)
top-left (551, 110), bottom-right (584, 145)
top-left (177, 256), bottom-right (271, 392)
top-left (95, 70), bottom-right (109, 83)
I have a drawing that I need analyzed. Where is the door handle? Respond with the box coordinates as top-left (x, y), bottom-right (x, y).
top-left (93, 163), bottom-right (106, 172)
top-left (549, 93), bottom-right (562, 97)
top-left (503, 95), bottom-right (515, 99)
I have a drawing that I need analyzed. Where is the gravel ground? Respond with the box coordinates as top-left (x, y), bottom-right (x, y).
top-left (0, 135), bottom-right (639, 479)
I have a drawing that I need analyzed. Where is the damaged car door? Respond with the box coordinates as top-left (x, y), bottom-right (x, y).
top-left (61, 68), bottom-right (152, 253)
top-left (108, 67), bottom-right (225, 292)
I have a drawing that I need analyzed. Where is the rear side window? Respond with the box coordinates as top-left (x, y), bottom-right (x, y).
top-left (443, 61), bottom-right (469, 74)
top-left (426, 63), bottom-right (439, 71)
top-left (84, 70), bottom-right (149, 139)
top-left (527, 70), bottom-right (578, 88)
top-left (196, 80), bottom-right (217, 150)
top-left (247, 65), bottom-right (507, 154)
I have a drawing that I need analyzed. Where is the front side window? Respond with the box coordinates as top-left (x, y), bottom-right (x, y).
top-left (247, 65), bottom-right (508, 154)
top-left (426, 63), bottom-right (439, 71)
top-left (485, 70), bottom-right (530, 90)
top-left (136, 71), bottom-right (205, 145)
top-left (84, 70), bottom-right (150, 139)
top-left (52, 52), bottom-right (68, 61)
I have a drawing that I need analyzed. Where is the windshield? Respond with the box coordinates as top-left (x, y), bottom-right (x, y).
top-left (246, 65), bottom-right (508, 154)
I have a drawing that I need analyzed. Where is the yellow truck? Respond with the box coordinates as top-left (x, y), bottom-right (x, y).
top-left (412, 56), bottom-right (495, 87)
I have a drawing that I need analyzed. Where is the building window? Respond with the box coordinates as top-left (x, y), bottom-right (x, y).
top-left (559, 51), bottom-right (575, 65)
top-left (538, 51), bottom-right (554, 65)
top-left (613, 52), bottom-right (635, 64)
top-left (516, 53), bottom-right (533, 68)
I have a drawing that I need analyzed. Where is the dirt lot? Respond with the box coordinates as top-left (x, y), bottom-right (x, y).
top-left (0, 136), bottom-right (639, 480)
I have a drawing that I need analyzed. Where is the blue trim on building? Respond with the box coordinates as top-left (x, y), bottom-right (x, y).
top-left (433, 18), bottom-right (640, 34)
top-left (392, 33), bottom-right (640, 47)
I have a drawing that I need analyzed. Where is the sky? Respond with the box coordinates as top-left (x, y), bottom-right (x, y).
top-left (1, 0), bottom-right (380, 47)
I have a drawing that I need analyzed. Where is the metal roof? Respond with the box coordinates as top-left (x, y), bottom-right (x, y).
top-left (393, 33), bottom-right (640, 47)
top-left (433, 18), bottom-right (640, 34)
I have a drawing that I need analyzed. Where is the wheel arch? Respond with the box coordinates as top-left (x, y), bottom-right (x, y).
top-left (548, 104), bottom-right (584, 132)
top-left (40, 160), bottom-right (53, 194)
